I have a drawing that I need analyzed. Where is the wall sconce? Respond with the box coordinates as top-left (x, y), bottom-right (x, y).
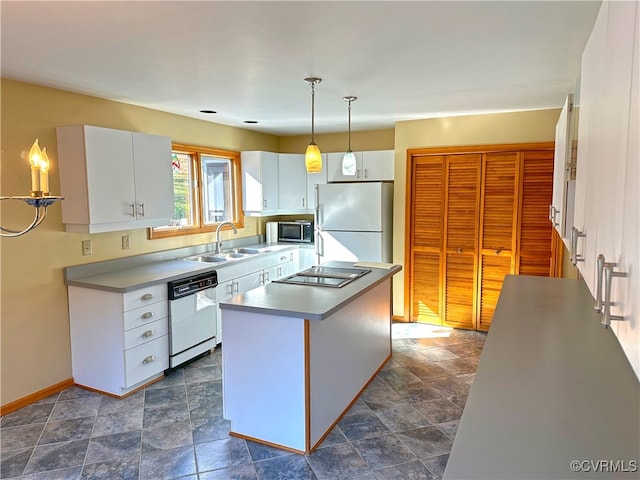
top-left (304, 77), bottom-right (323, 173)
top-left (0, 139), bottom-right (63, 237)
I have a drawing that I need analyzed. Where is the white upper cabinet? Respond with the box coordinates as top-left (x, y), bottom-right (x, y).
top-left (278, 154), bottom-right (308, 212)
top-left (56, 125), bottom-right (173, 233)
top-left (573, 0), bottom-right (639, 379)
top-left (326, 150), bottom-right (394, 182)
top-left (241, 151), bottom-right (279, 215)
top-left (551, 94), bottom-right (574, 244)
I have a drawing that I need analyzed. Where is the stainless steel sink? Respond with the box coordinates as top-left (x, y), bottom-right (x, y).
top-left (187, 255), bottom-right (228, 263)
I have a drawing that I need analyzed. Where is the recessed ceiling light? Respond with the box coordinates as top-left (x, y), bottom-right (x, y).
top-left (200, 109), bottom-right (217, 114)
top-left (244, 120), bottom-right (258, 124)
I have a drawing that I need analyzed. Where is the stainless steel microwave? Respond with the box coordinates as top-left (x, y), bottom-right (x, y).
top-left (278, 221), bottom-right (314, 243)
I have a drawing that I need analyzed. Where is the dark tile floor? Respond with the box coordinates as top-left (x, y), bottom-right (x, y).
top-left (0, 323), bottom-right (486, 480)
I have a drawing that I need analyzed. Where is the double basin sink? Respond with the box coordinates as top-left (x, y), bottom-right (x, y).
top-left (184, 246), bottom-right (274, 264)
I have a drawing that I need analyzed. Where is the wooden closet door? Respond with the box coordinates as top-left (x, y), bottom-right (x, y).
top-left (409, 156), bottom-right (445, 323)
top-left (443, 154), bottom-right (481, 330)
top-left (518, 150), bottom-right (555, 276)
top-left (477, 152), bottom-right (519, 331)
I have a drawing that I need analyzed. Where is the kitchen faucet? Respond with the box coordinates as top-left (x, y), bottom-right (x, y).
top-left (214, 221), bottom-right (238, 254)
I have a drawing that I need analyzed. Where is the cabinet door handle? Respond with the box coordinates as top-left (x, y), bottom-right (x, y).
top-left (264, 271), bottom-right (270, 282)
top-left (141, 293), bottom-right (153, 301)
top-left (129, 203), bottom-right (136, 217)
top-left (143, 355), bottom-right (155, 364)
top-left (595, 254), bottom-right (605, 313)
top-left (364, 169), bottom-right (368, 179)
top-left (570, 227), bottom-right (586, 265)
top-left (142, 330), bottom-right (154, 338)
top-left (456, 248), bottom-right (463, 254)
top-left (141, 312), bottom-right (154, 320)
top-left (226, 282), bottom-right (233, 296)
top-left (495, 248), bottom-right (503, 255)
top-left (302, 197), bottom-right (305, 208)
top-left (263, 199), bottom-right (267, 209)
top-left (137, 202), bottom-right (145, 217)
top-left (233, 281), bottom-right (239, 294)
top-left (602, 263), bottom-right (627, 328)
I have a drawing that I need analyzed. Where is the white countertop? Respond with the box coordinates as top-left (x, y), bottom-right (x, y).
top-left (219, 261), bottom-right (402, 320)
top-left (444, 275), bottom-right (640, 480)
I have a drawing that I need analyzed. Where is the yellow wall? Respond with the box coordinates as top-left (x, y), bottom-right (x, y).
top-left (279, 129), bottom-right (395, 153)
top-left (392, 109), bottom-right (561, 318)
top-left (0, 79), bottom-right (281, 405)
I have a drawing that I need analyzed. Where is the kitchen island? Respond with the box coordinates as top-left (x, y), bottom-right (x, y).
top-left (219, 261), bottom-right (401, 454)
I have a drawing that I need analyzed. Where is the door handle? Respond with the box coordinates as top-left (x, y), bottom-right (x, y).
top-left (601, 262), bottom-right (627, 328)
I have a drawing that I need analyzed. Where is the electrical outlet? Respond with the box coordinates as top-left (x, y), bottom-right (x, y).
top-left (122, 235), bottom-right (130, 249)
top-left (82, 239), bottom-right (92, 255)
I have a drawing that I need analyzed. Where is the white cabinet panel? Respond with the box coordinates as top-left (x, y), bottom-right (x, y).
top-left (278, 154), bottom-right (307, 211)
top-left (573, 1), bottom-right (609, 295)
top-left (362, 150), bottom-right (395, 181)
top-left (551, 94), bottom-right (573, 242)
top-left (610, 1), bottom-right (639, 378)
top-left (242, 151), bottom-right (279, 214)
top-left (131, 132), bottom-right (174, 224)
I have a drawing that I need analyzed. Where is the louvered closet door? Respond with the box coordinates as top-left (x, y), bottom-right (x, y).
top-left (477, 152), bottom-right (519, 331)
top-left (410, 156), bottom-right (445, 324)
top-left (443, 154), bottom-right (481, 330)
top-left (518, 150), bottom-right (554, 276)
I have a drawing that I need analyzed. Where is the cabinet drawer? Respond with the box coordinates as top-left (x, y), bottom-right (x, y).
top-left (123, 284), bottom-right (167, 311)
top-left (124, 336), bottom-right (168, 388)
top-left (123, 301), bottom-right (168, 331)
top-left (124, 318), bottom-right (169, 350)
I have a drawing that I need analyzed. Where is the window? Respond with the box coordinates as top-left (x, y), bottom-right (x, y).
top-left (149, 144), bottom-right (243, 238)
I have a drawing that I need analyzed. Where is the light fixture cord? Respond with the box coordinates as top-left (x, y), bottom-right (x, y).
top-left (347, 99), bottom-right (352, 151)
top-left (311, 82), bottom-right (316, 143)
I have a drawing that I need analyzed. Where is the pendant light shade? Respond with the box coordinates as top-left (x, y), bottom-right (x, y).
top-left (342, 96), bottom-right (358, 176)
top-left (304, 77), bottom-right (322, 173)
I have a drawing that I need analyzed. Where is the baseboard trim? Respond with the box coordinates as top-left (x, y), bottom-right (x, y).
top-left (1, 378), bottom-right (75, 416)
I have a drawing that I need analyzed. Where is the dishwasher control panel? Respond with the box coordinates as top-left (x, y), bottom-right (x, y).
top-left (168, 271), bottom-right (218, 300)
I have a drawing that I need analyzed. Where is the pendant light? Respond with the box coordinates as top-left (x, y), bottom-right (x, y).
top-left (342, 96), bottom-right (358, 176)
top-left (304, 77), bottom-right (322, 173)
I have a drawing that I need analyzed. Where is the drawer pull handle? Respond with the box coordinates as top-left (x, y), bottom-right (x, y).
top-left (141, 312), bottom-right (154, 320)
top-left (142, 330), bottom-right (154, 338)
top-left (143, 355), bottom-right (155, 364)
top-left (141, 293), bottom-right (153, 301)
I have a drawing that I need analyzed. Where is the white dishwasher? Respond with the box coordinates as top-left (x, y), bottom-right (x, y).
top-left (167, 270), bottom-right (218, 371)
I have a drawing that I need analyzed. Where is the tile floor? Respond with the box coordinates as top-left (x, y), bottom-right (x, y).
top-left (1, 323), bottom-right (486, 480)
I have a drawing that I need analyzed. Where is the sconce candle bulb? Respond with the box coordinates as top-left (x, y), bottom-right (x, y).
top-left (28, 139), bottom-right (42, 195)
top-left (40, 147), bottom-right (50, 195)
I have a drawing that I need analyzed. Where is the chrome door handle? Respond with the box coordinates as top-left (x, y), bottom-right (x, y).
top-left (602, 263), bottom-right (627, 328)
top-left (595, 254), bottom-right (605, 313)
top-left (137, 202), bottom-right (145, 217)
top-left (549, 205), bottom-right (554, 222)
top-left (129, 203), bottom-right (136, 217)
top-left (570, 227), bottom-right (585, 265)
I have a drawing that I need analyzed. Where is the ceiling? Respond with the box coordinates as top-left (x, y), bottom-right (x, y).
top-left (1, 1), bottom-right (601, 136)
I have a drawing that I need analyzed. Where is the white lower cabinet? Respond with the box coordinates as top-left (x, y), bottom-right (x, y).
top-left (215, 248), bottom-right (299, 344)
top-left (68, 283), bottom-right (169, 396)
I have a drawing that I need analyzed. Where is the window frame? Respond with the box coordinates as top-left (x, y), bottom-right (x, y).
top-left (148, 143), bottom-right (244, 239)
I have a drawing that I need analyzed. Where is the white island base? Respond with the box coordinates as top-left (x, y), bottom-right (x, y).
top-left (221, 279), bottom-right (393, 454)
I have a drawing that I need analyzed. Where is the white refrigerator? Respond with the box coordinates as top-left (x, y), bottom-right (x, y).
top-left (315, 182), bottom-right (393, 263)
